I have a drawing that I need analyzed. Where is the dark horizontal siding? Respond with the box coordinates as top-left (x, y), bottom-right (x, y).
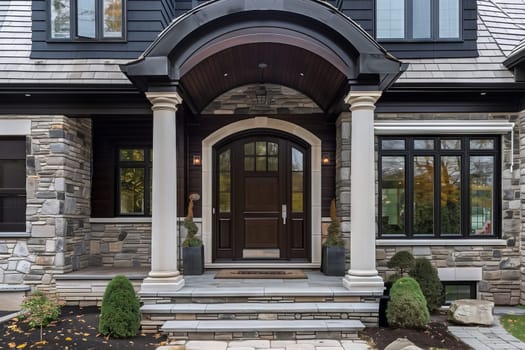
top-left (31, 0), bottom-right (173, 59)
top-left (31, 0), bottom-right (477, 60)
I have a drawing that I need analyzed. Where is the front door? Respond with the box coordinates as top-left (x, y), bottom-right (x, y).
top-left (213, 134), bottom-right (310, 261)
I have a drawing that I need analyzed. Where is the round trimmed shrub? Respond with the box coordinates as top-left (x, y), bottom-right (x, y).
top-left (387, 250), bottom-right (415, 276)
top-left (386, 277), bottom-right (429, 329)
top-left (99, 275), bottom-right (140, 338)
top-left (409, 258), bottom-right (444, 312)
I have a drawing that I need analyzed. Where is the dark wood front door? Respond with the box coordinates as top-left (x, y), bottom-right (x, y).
top-left (213, 134), bottom-right (309, 261)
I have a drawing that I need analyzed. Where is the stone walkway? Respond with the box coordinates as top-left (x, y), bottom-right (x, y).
top-left (448, 307), bottom-right (525, 350)
top-left (159, 339), bottom-right (371, 350)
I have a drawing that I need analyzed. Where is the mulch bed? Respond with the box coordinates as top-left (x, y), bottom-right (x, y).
top-left (0, 306), bottom-right (167, 349)
top-left (361, 321), bottom-right (473, 350)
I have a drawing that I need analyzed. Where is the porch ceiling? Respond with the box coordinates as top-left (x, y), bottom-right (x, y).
top-left (121, 0), bottom-right (405, 114)
top-left (180, 43), bottom-right (346, 112)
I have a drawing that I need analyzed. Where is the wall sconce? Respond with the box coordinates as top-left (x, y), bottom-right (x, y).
top-left (322, 153), bottom-right (331, 165)
top-left (192, 154), bottom-right (201, 166)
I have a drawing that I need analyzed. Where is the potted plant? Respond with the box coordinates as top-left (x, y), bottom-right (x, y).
top-left (321, 199), bottom-right (345, 276)
top-left (182, 193), bottom-right (204, 275)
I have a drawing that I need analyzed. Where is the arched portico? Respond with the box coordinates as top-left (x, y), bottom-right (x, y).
top-left (121, 0), bottom-right (405, 294)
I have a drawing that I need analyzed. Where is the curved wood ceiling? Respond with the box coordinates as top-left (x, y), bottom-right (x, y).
top-left (180, 43), bottom-right (347, 113)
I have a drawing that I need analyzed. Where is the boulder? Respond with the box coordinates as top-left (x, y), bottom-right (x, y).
top-left (385, 338), bottom-right (422, 350)
top-left (448, 299), bottom-right (494, 326)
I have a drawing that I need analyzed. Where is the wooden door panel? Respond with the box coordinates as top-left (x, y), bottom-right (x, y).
top-left (244, 217), bottom-right (279, 248)
top-left (218, 218), bottom-right (232, 249)
top-left (291, 218), bottom-right (304, 248)
top-left (244, 177), bottom-right (279, 212)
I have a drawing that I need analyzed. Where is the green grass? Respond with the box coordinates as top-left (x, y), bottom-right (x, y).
top-left (500, 315), bottom-right (525, 342)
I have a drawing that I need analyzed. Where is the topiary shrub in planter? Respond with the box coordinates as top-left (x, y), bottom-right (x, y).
top-left (183, 193), bottom-right (204, 275)
top-left (386, 276), bottom-right (429, 329)
top-left (387, 250), bottom-right (415, 282)
top-left (99, 275), bottom-right (140, 338)
top-left (409, 257), bottom-right (445, 312)
top-left (321, 199), bottom-right (345, 276)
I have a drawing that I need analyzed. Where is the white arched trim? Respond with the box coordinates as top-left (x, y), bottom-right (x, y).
top-left (202, 117), bottom-right (322, 268)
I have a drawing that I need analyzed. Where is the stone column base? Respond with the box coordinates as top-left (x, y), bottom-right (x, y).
top-left (342, 274), bottom-right (384, 294)
top-left (140, 275), bottom-right (185, 294)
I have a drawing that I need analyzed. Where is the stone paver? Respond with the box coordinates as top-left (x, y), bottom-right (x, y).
top-left (165, 340), bottom-right (371, 350)
top-left (449, 314), bottom-right (525, 350)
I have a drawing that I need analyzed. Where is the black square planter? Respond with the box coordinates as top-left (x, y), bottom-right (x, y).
top-left (183, 245), bottom-right (204, 275)
top-left (321, 245), bottom-right (345, 276)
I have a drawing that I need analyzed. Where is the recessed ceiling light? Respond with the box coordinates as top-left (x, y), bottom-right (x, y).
top-left (299, 72), bottom-right (304, 77)
top-left (223, 73), bottom-right (228, 77)
top-left (24, 93), bottom-right (31, 97)
top-left (480, 92), bottom-right (487, 96)
top-left (258, 62), bottom-right (268, 69)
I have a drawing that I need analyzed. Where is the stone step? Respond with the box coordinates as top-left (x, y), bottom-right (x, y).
top-left (142, 302), bottom-right (378, 314)
top-left (161, 319), bottom-right (365, 341)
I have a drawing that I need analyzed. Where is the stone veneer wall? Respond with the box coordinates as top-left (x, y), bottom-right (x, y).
top-left (520, 109), bottom-right (525, 305)
top-left (88, 221), bottom-right (152, 267)
top-left (0, 116), bottom-right (91, 294)
top-left (374, 112), bottom-right (521, 305)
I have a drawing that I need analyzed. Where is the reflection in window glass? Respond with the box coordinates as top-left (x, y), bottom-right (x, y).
top-left (77, 0), bottom-right (96, 38)
top-left (268, 157), bottom-right (278, 171)
top-left (414, 139), bottom-right (434, 150)
top-left (381, 156), bottom-right (405, 234)
top-left (51, 0), bottom-right (70, 38)
top-left (413, 0), bottom-right (431, 39)
top-left (219, 150), bottom-right (231, 213)
top-left (268, 142), bottom-right (278, 155)
top-left (439, 0), bottom-right (460, 38)
top-left (441, 156), bottom-right (461, 234)
top-left (382, 139), bottom-right (405, 150)
top-left (120, 149), bottom-right (144, 161)
top-left (376, 0), bottom-right (405, 39)
top-left (245, 141), bottom-right (278, 172)
top-left (291, 147), bottom-right (304, 213)
top-left (0, 160), bottom-right (26, 188)
top-left (470, 139), bottom-right (494, 150)
top-left (441, 139), bottom-right (461, 150)
top-left (256, 142), bottom-right (266, 155)
top-left (414, 156), bottom-right (434, 235)
top-left (244, 142), bottom-right (254, 155)
top-left (444, 283), bottom-right (477, 304)
top-left (256, 157), bottom-right (267, 171)
top-left (470, 156), bottom-right (493, 235)
top-left (292, 148), bottom-right (303, 171)
top-left (120, 168), bottom-right (145, 214)
top-left (103, 0), bottom-right (123, 38)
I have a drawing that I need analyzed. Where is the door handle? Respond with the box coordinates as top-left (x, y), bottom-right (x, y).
top-left (281, 204), bottom-right (287, 224)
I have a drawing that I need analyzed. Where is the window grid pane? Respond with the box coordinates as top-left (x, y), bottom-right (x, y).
top-left (51, 0), bottom-right (71, 38)
top-left (381, 156), bottom-right (405, 235)
top-left (440, 156), bottom-right (461, 234)
top-left (470, 156), bottom-right (494, 235)
top-left (219, 150), bottom-right (231, 213)
top-left (376, 0), bottom-right (405, 39)
top-left (413, 0), bottom-right (431, 39)
top-left (439, 0), bottom-right (460, 38)
top-left (77, 0), bottom-right (97, 39)
top-left (120, 168), bottom-right (145, 215)
top-left (413, 156), bottom-right (435, 235)
top-left (103, 0), bottom-right (123, 38)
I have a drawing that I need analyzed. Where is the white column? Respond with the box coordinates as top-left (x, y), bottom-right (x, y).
top-left (342, 91), bottom-right (384, 293)
top-left (141, 92), bottom-right (184, 293)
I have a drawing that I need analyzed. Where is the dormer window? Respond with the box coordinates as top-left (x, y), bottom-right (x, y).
top-left (50, 0), bottom-right (125, 40)
top-left (376, 0), bottom-right (461, 41)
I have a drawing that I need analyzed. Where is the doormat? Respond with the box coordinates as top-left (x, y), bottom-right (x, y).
top-left (214, 269), bottom-right (307, 279)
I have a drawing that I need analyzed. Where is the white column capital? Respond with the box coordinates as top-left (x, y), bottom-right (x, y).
top-left (344, 91), bottom-right (382, 111)
top-left (146, 92), bottom-right (183, 112)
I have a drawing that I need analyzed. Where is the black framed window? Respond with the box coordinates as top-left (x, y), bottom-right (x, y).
top-left (0, 138), bottom-right (26, 232)
top-left (379, 136), bottom-right (500, 238)
top-left (376, 0), bottom-right (461, 41)
top-left (117, 148), bottom-right (152, 216)
top-left (50, 0), bottom-right (125, 40)
top-left (442, 281), bottom-right (477, 304)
